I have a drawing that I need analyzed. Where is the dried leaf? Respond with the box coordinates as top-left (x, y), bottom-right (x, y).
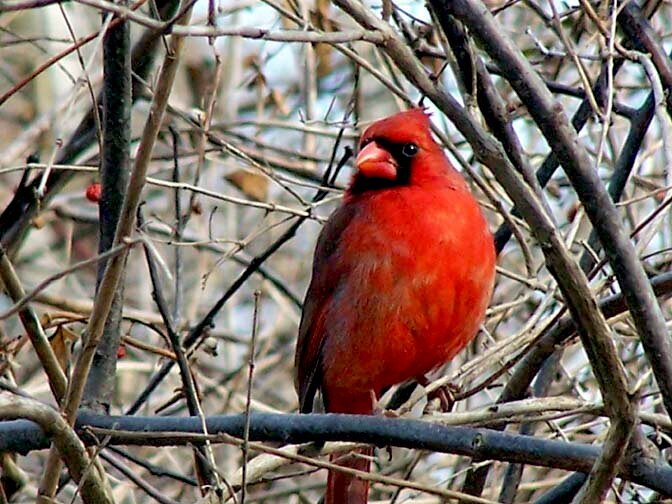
top-left (49, 325), bottom-right (79, 372)
top-left (225, 170), bottom-right (269, 202)
top-left (311, 0), bottom-right (334, 77)
top-left (269, 88), bottom-right (290, 116)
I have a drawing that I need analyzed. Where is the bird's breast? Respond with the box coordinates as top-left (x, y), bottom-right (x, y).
top-left (320, 187), bottom-right (495, 396)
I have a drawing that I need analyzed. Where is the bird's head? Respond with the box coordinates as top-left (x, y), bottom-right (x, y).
top-left (350, 108), bottom-right (450, 194)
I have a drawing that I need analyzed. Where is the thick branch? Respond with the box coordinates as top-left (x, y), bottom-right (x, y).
top-left (62, 0), bottom-right (194, 425)
top-left (0, 394), bottom-right (112, 504)
top-left (618, 4), bottom-right (672, 102)
top-left (0, 412), bottom-right (669, 495)
top-left (82, 0), bottom-right (132, 413)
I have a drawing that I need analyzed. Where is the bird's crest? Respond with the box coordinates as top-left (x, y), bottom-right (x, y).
top-left (359, 108), bottom-right (435, 150)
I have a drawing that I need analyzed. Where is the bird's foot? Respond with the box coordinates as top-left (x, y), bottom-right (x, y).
top-left (369, 391), bottom-right (397, 461)
top-left (428, 383), bottom-right (460, 412)
top-left (418, 378), bottom-right (461, 413)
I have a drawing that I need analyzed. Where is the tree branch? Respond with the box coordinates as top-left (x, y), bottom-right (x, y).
top-left (0, 394), bottom-right (112, 503)
top-left (0, 246), bottom-right (66, 401)
top-left (0, 412), bottom-right (670, 495)
top-left (443, 0), bottom-right (672, 425)
top-left (38, 2), bottom-right (194, 499)
top-left (0, 0), bottom-right (180, 253)
top-left (82, 0), bottom-right (132, 414)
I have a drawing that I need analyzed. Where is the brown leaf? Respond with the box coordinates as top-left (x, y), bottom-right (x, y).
top-left (314, 43), bottom-right (334, 78)
top-left (225, 170), bottom-right (269, 202)
top-left (269, 88), bottom-right (290, 116)
top-left (185, 63), bottom-right (217, 105)
top-left (49, 325), bottom-right (79, 372)
top-left (311, 0), bottom-right (334, 77)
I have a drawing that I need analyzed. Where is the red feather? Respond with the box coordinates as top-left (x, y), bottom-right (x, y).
top-left (295, 109), bottom-right (496, 503)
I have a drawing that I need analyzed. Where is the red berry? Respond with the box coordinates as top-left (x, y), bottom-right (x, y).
top-left (85, 183), bottom-right (101, 203)
top-left (116, 344), bottom-right (127, 359)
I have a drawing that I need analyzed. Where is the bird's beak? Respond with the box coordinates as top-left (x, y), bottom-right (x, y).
top-left (356, 141), bottom-right (398, 180)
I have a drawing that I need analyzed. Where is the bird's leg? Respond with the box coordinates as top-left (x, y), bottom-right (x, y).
top-left (419, 376), bottom-right (460, 413)
top-left (369, 390), bottom-right (396, 462)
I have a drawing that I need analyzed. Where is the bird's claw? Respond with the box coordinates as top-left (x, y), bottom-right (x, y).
top-left (426, 382), bottom-right (461, 413)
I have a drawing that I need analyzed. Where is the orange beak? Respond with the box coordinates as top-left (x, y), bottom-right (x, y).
top-left (355, 141), bottom-right (398, 180)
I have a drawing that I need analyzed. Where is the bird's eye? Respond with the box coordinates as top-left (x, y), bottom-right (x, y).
top-left (401, 143), bottom-right (419, 157)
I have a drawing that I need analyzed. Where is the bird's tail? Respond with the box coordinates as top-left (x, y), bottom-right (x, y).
top-left (326, 446), bottom-right (372, 504)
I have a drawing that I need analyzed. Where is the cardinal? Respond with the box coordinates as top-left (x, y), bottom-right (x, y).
top-left (294, 109), bottom-right (496, 503)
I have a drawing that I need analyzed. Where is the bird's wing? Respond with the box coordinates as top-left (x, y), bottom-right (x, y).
top-left (295, 203), bottom-right (356, 413)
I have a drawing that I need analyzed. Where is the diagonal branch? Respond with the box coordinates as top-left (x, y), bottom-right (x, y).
top-left (0, 246), bottom-right (66, 401)
top-left (140, 228), bottom-right (220, 492)
top-left (442, 0), bottom-right (672, 425)
top-left (0, 393), bottom-right (112, 503)
top-left (618, 4), bottom-right (672, 110)
top-left (61, 0), bottom-right (193, 428)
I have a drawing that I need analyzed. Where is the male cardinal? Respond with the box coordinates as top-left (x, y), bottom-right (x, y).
top-left (294, 109), bottom-right (496, 503)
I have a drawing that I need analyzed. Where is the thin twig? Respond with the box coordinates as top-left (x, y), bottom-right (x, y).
top-left (240, 290), bottom-right (261, 503)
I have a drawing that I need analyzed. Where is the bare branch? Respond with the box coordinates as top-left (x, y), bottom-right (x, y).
top-left (0, 393), bottom-right (112, 503)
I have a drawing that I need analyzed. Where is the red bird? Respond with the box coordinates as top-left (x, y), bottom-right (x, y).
top-left (295, 109), bottom-right (496, 503)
